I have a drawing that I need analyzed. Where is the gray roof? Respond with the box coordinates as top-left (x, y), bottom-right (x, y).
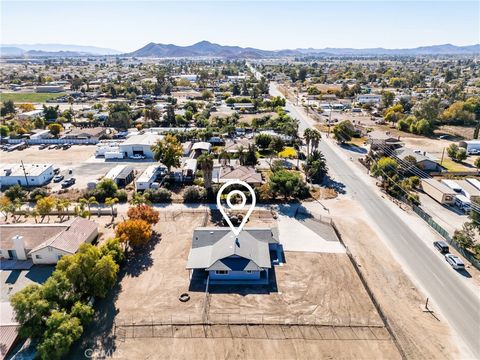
top-left (186, 227), bottom-right (278, 271)
top-left (394, 147), bottom-right (436, 163)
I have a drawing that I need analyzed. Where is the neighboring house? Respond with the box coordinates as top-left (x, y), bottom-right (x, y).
top-left (119, 132), bottom-right (163, 159)
top-left (366, 131), bottom-right (403, 150)
top-left (18, 109), bottom-right (43, 120)
top-left (186, 227), bottom-right (281, 284)
top-left (104, 165), bottom-right (135, 187)
top-left (190, 142), bottom-right (212, 158)
top-left (212, 165), bottom-right (263, 185)
top-left (62, 127), bottom-right (107, 143)
top-left (0, 163), bottom-right (53, 187)
top-left (356, 94), bottom-right (382, 104)
top-left (223, 138), bottom-right (254, 153)
top-left (459, 140), bottom-right (480, 153)
top-left (393, 147), bottom-right (442, 171)
top-left (0, 217), bottom-right (98, 264)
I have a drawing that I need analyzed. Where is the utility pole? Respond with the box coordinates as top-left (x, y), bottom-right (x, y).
top-left (20, 160), bottom-right (28, 187)
top-left (440, 147), bottom-right (445, 166)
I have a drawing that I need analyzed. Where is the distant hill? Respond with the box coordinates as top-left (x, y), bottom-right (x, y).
top-left (127, 41), bottom-right (480, 58)
top-left (2, 43), bottom-right (121, 56)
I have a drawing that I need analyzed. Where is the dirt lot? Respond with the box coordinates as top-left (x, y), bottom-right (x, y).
top-left (325, 198), bottom-right (460, 359)
top-left (72, 210), bottom-right (401, 359)
top-left (1, 145), bottom-right (96, 164)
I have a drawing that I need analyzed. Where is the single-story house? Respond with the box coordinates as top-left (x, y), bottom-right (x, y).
top-left (366, 131), bottom-right (403, 150)
top-left (62, 127), bottom-right (107, 143)
top-left (190, 142), bottom-right (212, 158)
top-left (186, 227), bottom-right (281, 284)
top-left (18, 109), bottom-right (43, 120)
top-left (0, 217), bottom-right (98, 264)
top-left (0, 163), bottom-right (53, 187)
top-left (356, 94), bottom-right (381, 104)
top-left (394, 147), bottom-right (442, 171)
top-left (223, 138), bottom-right (254, 153)
top-left (212, 165), bottom-right (263, 185)
top-left (119, 132), bottom-right (163, 159)
top-left (35, 85), bottom-right (64, 93)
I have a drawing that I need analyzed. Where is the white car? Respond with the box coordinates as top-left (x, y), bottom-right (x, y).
top-left (129, 154), bottom-right (145, 160)
top-left (468, 149), bottom-right (480, 155)
top-left (445, 253), bottom-right (465, 270)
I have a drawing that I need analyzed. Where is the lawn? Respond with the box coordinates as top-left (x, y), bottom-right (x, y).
top-left (348, 136), bottom-right (367, 147)
top-left (440, 158), bottom-right (471, 172)
top-left (0, 92), bottom-right (66, 103)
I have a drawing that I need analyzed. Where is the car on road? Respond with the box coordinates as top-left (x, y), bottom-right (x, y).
top-left (53, 175), bottom-right (64, 183)
top-left (61, 178), bottom-right (76, 188)
top-left (445, 253), bottom-right (465, 270)
top-left (433, 240), bottom-right (449, 254)
top-left (129, 154), bottom-right (146, 160)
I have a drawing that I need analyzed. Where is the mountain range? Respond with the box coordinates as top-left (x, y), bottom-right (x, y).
top-left (126, 41), bottom-right (480, 58)
top-left (1, 44), bottom-right (121, 57)
top-left (1, 41), bottom-right (478, 58)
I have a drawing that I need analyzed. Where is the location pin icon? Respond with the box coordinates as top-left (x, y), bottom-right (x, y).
top-left (216, 180), bottom-right (256, 236)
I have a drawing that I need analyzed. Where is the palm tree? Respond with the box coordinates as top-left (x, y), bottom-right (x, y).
top-left (218, 150), bottom-right (230, 166)
top-left (303, 128), bottom-right (313, 157)
top-left (105, 197), bottom-right (119, 223)
top-left (197, 153), bottom-right (214, 193)
top-left (310, 129), bottom-right (322, 152)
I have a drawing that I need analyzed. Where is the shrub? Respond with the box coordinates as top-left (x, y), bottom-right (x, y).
top-left (115, 189), bottom-right (128, 203)
top-left (127, 204), bottom-right (159, 225)
top-left (183, 186), bottom-right (206, 203)
top-left (115, 219), bottom-right (152, 249)
top-left (144, 188), bottom-right (172, 203)
top-left (29, 187), bottom-right (49, 202)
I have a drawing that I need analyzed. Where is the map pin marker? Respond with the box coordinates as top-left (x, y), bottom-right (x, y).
top-left (216, 180), bottom-right (256, 236)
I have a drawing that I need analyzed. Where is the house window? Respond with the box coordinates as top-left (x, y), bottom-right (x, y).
top-left (246, 270), bottom-right (253, 274)
top-left (215, 270), bottom-right (229, 275)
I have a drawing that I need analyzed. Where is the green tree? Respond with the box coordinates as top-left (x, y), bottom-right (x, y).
top-left (453, 223), bottom-right (475, 250)
top-left (332, 120), bottom-right (355, 143)
top-left (96, 179), bottom-right (118, 199)
top-left (107, 103), bottom-right (131, 129)
top-left (1, 100), bottom-right (15, 116)
top-left (47, 123), bottom-right (63, 137)
top-left (268, 170), bottom-right (307, 200)
top-left (99, 238), bottom-right (125, 264)
top-left (303, 150), bottom-right (328, 184)
top-left (371, 157), bottom-right (399, 178)
top-left (0, 125), bottom-right (10, 137)
top-left (42, 105), bottom-right (60, 120)
top-left (70, 301), bottom-right (94, 326)
top-left (151, 134), bottom-right (183, 172)
top-left (4, 185), bottom-right (27, 202)
top-left (10, 285), bottom-right (50, 338)
top-left (37, 311), bottom-right (83, 360)
top-left (381, 91), bottom-right (395, 108)
top-left (255, 133), bottom-right (272, 149)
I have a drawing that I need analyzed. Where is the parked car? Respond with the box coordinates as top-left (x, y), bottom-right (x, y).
top-left (48, 144), bottom-right (57, 150)
top-left (61, 178), bottom-right (76, 188)
top-left (53, 167), bottom-right (61, 174)
top-left (468, 149), bottom-right (480, 155)
top-left (129, 154), bottom-right (145, 160)
top-left (433, 240), bottom-right (449, 254)
top-left (445, 253), bottom-right (465, 270)
top-left (53, 175), bottom-right (64, 183)
top-left (39, 144), bottom-right (48, 150)
top-left (62, 143), bottom-right (71, 150)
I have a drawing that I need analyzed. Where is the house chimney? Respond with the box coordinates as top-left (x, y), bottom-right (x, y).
top-left (12, 235), bottom-right (27, 260)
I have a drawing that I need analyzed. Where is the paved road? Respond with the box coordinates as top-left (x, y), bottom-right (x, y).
top-left (268, 81), bottom-right (480, 358)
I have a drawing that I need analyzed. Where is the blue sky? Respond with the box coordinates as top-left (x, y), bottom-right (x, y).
top-left (1, 1), bottom-right (478, 52)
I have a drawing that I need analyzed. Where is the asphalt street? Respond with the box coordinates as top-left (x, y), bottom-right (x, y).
top-left (268, 81), bottom-right (480, 358)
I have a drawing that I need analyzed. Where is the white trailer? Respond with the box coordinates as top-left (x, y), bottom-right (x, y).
top-left (135, 165), bottom-right (165, 191)
top-left (104, 151), bottom-right (124, 160)
top-left (421, 179), bottom-right (456, 205)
